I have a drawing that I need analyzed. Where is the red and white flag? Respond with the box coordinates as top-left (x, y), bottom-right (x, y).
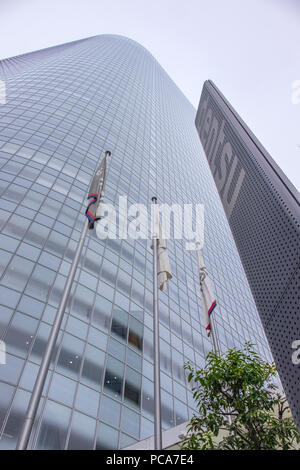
top-left (196, 248), bottom-right (217, 336)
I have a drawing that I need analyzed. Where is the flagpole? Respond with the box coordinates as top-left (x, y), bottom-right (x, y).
top-left (17, 150), bottom-right (111, 450)
top-left (17, 218), bottom-right (89, 450)
top-left (152, 196), bottom-right (162, 450)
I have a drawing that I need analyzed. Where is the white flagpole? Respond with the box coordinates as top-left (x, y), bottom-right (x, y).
top-left (152, 196), bottom-right (162, 450)
top-left (17, 151), bottom-right (111, 450)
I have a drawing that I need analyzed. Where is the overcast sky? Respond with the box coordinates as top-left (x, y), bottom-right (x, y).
top-left (0, 0), bottom-right (299, 190)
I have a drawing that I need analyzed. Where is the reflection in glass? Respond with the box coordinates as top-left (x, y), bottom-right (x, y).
top-left (81, 344), bottom-right (105, 389)
top-left (75, 383), bottom-right (99, 417)
top-left (5, 312), bottom-right (37, 358)
top-left (99, 395), bottom-right (121, 428)
top-left (108, 337), bottom-right (125, 360)
top-left (95, 422), bottom-right (118, 450)
top-left (0, 389), bottom-right (30, 449)
top-left (56, 334), bottom-right (84, 379)
top-left (111, 308), bottom-right (128, 341)
top-left (36, 400), bottom-right (71, 450)
top-left (128, 317), bottom-right (143, 351)
top-left (104, 356), bottom-right (124, 399)
top-left (161, 390), bottom-right (174, 430)
top-left (67, 412), bottom-right (96, 449)
top-left (121, 406), bottom-right (140, 439)
top-left (124, 367), bottom-right (141, 409)
top-left (174, 398), bottom-right (188, 425)
top-left (0, 382), bottom-right (14, 441)
top-left (48, 373), bottom-right (76, 407)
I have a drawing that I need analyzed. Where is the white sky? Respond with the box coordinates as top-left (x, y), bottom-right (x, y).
top-left (0, 0), bottom-right (299, 190)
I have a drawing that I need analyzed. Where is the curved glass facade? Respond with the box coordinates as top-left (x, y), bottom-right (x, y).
top-left (0, 35), bottom-right (272, 449)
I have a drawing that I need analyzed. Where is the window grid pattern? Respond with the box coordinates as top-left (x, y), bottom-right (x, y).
top-left (0, 35), bottom-right (272, 449)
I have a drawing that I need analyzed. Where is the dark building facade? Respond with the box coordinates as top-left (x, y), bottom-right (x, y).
top-left (0, 37), bottom-right (272, 449)
top-left (195, 79), bottom-right (300, 429)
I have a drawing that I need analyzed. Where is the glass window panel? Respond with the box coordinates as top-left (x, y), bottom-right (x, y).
top-left (140, 416), bottom-right (154, 440)
top-left (104, 356), bottom-right (124, 400)
top-left (38, 252), bottom-right (61, 271)
top-left (67, 412), bottom-right (96, 450)
top-left (124, 367), bottom-right (141, 410)
top-left (36, 400), bottom-right (71, 450)
top-left (174, 398), bottom-right (188, 426)
top-left (111, 308), bottom-right (128, 342)
top-left (75, 383), bottom-right (99, 417)
top-left (173, 381), bottom-right (187, 403)
top-left (142, 377), bottom-right (154, 420)
top-left (48, 373), bottom-right (76, 407)
top-left (97, 280), bottom-right (114, 302)
top-left (95, 422), bottom-right (118, 450)
top-left (19, 361), bottom-right (39, 390)
top-left (71, 284), bottom-right (94, 320)
top-left (17, 242), bottom-right (41, 262)
top-left (128, 317), bottom-right (143, 351)
top-left (119, 433), bottom-right (137, 449)
top-left (0, 251), bottom-right (12, 278)
top-left (159, 339), bottom-right (172, 374)
top-left (0, 234), bottom-right (19, 253)
top-left (87, 327), bottom-right (107, 351)
top-left (3, 216), bottom-right (31, 242)
top-left (161, 390), bottom-right (174, 429)
top-left (66, 316), bottom-right (88, 340)
top-left (44, 231), bottom-right (68, 256)
top-left (23, 222), bottom-right (50, 248)
top-left (101, 258), bottom-right (117, 285)
top-left (116, 269), bottom-right (131, 294)
top-left (114, 291), bottom-right (130, 311)
top-left (2, 256), bottom-right (34, 292)
top-left (42, 304), bottom-right (56, 324)
top-left (172, 348), bottom-right (185, 382)
top-left (108, 337), bottom-right (125, 360)
top-left (0, 306), bottom-right (13, 337)
top-left (99, 395), bottom-right (121, 428)
top-left (127, 349), bottom-right (142, 372)
top-left (0, 389), bottom-right (30, 450)
top-left (160, 371), bottom-right (172, 392)
top-left (92, 295), bottom-right (112, 332)
top-left (56, 334), bottom-right (84, 380)
top-left (47, 273), bottom-right (66, 308)
top-left (121, 406), bottom-right (140, 439)
top-left (81, 344), bottom-right (105, 389)
top-left (0, 382), bottom-right (14, 434)
top-left (5, 312), bottom-right (38, 358)
top-left (79, 270), bottom-right (98, 292)
top-left (18, 295), bottom-right (44, 319)
top-left (25, 265), bottom-right (56, 302)
top-left (22, 189), bottom-right (44, 211)
top-left (0, 352), bottom-right (24, 385)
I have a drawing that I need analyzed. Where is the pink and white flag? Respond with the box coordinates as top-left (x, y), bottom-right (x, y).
top-left (196, 248), bottom-right (217, 336)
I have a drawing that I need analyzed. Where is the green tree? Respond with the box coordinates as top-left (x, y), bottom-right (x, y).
top-left (182, 343), bottom-right (300, 450)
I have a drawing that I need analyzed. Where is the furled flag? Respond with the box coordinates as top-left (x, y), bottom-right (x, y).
top-left (196, 247), bottom-right (217, 336)
top-left (151, 206), bottom-right (172, 291)
top-left (85, 151), bottom-right (110, 229)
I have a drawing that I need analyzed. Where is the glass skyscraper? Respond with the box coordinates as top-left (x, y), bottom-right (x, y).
top-left (0, 35), bottom-right (272, 450)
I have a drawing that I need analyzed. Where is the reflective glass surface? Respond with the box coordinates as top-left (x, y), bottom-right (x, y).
top-left (0, 35), bottom-right (272, 449)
